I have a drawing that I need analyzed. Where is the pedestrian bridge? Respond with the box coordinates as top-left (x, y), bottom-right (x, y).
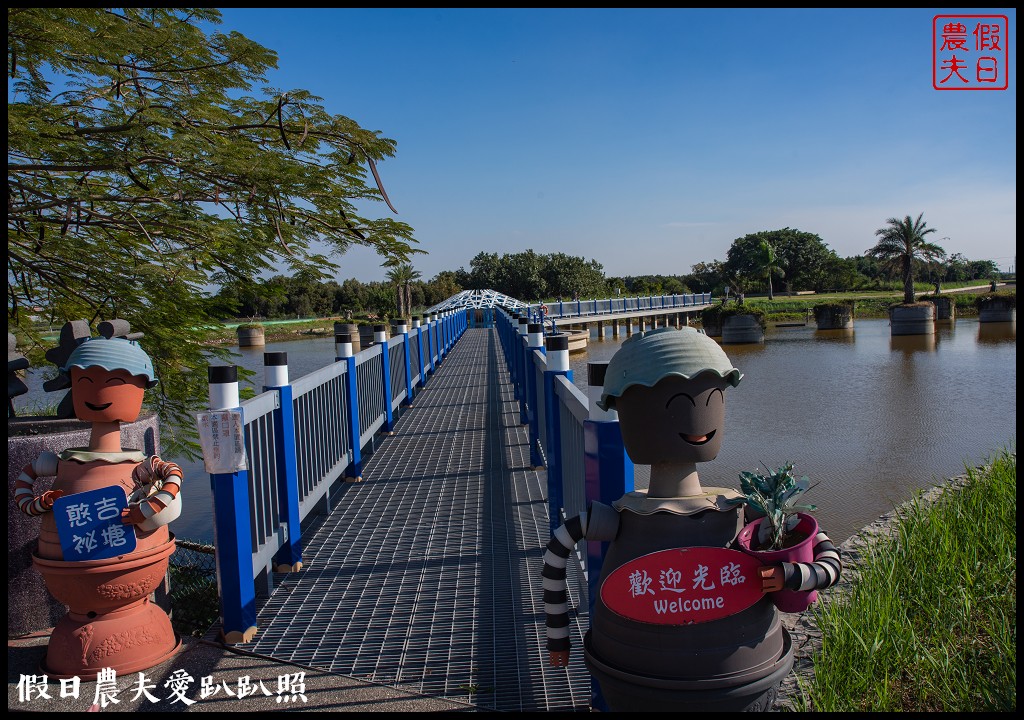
top-left (428, 288), bottom-right (715, 334)
top-left (201, 295), bottom-right (712, 711)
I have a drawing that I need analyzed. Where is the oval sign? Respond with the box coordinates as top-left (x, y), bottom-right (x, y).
top-left (601, 546), bottom-right (764, 625)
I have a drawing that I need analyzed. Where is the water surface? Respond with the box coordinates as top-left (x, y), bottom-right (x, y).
top-left (15, 318), bottom-right (1015, 546)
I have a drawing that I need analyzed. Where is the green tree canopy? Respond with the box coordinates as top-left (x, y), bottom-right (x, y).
top-left (423, 271), bottom-right (462, 307)
top-left (725, 229), bottom-right (837, 294)
top-left (686, 261), bottom-right (728, 294)
top-left (384, 262), bottom-right (421, 320)
top-left (541, 253), bottom-right (606, 300)
top-left (8, 8), bottom-right (421, 455)
top-left (866, 213), bottom-right (945, 304)
top-left (459, 249), bottom-right (603, 301)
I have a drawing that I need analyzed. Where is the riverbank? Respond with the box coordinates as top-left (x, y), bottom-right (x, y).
top-left (199, 282), bottom-right (1015, 342)
top-left (775, 449), bottom-right (1016, 711)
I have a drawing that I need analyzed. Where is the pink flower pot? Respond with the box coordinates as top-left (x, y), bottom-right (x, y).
top-left (737, 513), bottom-right (819, 613)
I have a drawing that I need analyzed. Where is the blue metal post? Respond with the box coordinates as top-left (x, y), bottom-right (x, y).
top-left (427, 314), bottom-right (437, 374)
top-left (412, 317), bottom-right (426, 388)
top-left (207, 365), bottom-right (257, 643)
top-left (263, 352), bottom-right (302, 572)
top-left (336, 333), bottom-right (362, 481)
top-left (508, 313), bottom-right (520, 394)
top-left (438, 312), bottom-right (445, 358)
top-left (375, 325), bottom-right (395, 432)
top-left (526, 322), bottom-right (545, 468)
top-left (517, 316), bottom-right (529, 424)
top-left (543, 334), bottom-right (572, 534)
top-left (397, 319), bottom-right (413, 405)
top-left (434, 312), bottom-right (443, 364)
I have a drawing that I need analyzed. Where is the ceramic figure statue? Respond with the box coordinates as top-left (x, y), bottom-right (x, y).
top-left (541, 326), bottom-right (842, 711)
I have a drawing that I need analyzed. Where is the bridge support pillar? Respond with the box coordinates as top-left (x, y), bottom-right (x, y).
top-left (612, 320), bottom-right (619, 338)
top-left (263, 352), bottom-right (303, 574)
top-left (207, 365), bottom-right (258, 644)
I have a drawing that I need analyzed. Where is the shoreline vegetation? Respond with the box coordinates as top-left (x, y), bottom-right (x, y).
top-left (203, 283), bottom-right (1015, 346)
top-left (778, 447), bottom-right (1016, 712)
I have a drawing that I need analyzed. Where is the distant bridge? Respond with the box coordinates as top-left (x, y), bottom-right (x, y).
top-left (427, 289), bottom-right (716, 333)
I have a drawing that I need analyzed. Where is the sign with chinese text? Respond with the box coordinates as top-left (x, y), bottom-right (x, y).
top-left (53, 486), bottom-right (137, 561)
top-left (196, 409), bottom-right (248, 474)
top-left (933, 15), bottom-right (1009, 90)
top-left (600, 546), bottom-right (763, 625)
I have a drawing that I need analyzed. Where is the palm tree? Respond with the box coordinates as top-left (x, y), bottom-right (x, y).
top-left (756, 239), bottom-right (784, 300)
top-left (867, 213), bottom-right (946, 304)
top-left (384, 262), bottom-right (422, 320)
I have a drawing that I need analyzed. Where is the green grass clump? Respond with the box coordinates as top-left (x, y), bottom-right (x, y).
top-left (802, 447), bottom-right (1016, 711)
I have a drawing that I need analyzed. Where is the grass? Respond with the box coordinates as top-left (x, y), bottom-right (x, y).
top-left (794, 447), bottom-right (1016, 712)
top-left (203, 312), bottom-right (436, 345)
top-left (743, 286), bottom-right (1015, 322)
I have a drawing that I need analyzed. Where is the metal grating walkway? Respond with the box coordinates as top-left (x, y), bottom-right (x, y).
top-left (235, 328), bottom-right (592, 712)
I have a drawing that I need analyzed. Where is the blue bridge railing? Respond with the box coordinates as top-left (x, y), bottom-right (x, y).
top-left (525, 292), bottom-right (713, 325)
top-left (201, 299), bottom-right (705, 643)
top-left (203, 311), bottom-right (467, 642)
top-left (495, 309), bottom-right (643, 612)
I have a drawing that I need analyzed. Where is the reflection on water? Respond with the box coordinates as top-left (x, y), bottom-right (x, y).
top-left (813, 328), bottom-right (855, 343)
top-left (978, 321), bottom-right (1016, 345)
top-left (889, 333), bottom-right (937, 353)
top-left (16, 319), bottom-right (1007, 547)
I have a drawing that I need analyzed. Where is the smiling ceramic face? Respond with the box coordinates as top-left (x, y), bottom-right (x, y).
top-left (614, 373), bottom-right (729, 465)
top-left (70, 366), bottom-right (148, 423)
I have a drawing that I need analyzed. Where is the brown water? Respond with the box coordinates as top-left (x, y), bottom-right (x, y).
top-left (569, 318), bottom-right (1016, 544)
top-left (21, 318), bottom-right (1009, 545)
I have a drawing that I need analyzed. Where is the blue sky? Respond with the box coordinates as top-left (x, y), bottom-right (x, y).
top-left (213, 8), bottom-right (1017, 283)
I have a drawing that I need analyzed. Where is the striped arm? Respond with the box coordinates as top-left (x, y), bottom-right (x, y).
top-left (131, 455), bottom-right (183, 517)
top-left (542, 513), bottom-right (588, 652)
top-left (541, 502), bottom-right (621, 653)
top-left (780, 530), bottom-right (842, 592)
top-left (14, 452), bottom-right (60, 516)
top-left (15, 469), bottom-right (50, 516)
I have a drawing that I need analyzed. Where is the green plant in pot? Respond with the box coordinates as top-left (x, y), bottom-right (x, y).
top-left (737, 462), bottom-right (816, 550)
top-left (733, 462), bottom-right (826, 613)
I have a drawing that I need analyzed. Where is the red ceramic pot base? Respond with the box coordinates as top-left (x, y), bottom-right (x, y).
top-left (41, 599), bottom-right (181, 680)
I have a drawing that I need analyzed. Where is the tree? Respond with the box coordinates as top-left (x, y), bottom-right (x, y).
top-left (466, 252), bottom-right (503, 290)
top-left (755, 239), bottom-right (782, 300)
top-left (384, 262), bottom-right (421, 320)
top-left (866, 214), bottom-right (946, 304)
top-left (542, 253), bottom-right (605, 300)
top-left (334, 278), bottom-right (368, 314)
top-left (8, 8), bottom-right (421, 456)
top-left (725, 229), bottom-right (835, 295)
top-left (364, 282), bottom-right (395, 322)
top-left (424, 271), bottom-right (461, 307)
top-left (686, 261), bottom-right (728, 294)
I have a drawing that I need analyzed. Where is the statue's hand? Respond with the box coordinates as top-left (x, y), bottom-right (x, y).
top-left (759, 565), bottom-right (785, 593)
top-left (549, 650), bottom-right (571, 668)
top-left (121, 505), bottom-right (147, 526)
top-left (40, 489), bottom-right (64, 509)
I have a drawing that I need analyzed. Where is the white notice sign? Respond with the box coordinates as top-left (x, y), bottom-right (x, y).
top-left (196, 409), bottom-right (248, 473)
